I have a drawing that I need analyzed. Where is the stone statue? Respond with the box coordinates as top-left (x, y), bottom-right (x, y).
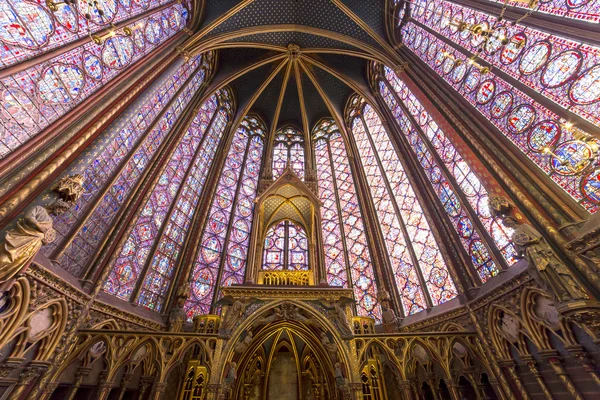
top-left (503, 217), bottom-right (588, 303)
top-left (223, 361), bottom-right (237, 392)
top-left (334, 362), bottom-right (347, 389)
top-left (249, 367), bottom-right (263, 400)
top-left (168, 283), bottom-right (190, 332)
top-left (0, 206), bottom-right (55, 292)
top-left (216, 296), bottom-right (259, 337)
top-left (320, 332), bottom-right (338, 362)
top-left (234, 331), bottom-right (253, 354)
top-left (379, 290), bottom-right (402, 332)
top-left (318, 297), bottom-right (354, 339)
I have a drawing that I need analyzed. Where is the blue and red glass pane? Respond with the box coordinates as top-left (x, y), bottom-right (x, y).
top-left (403, 23), bottom-right (600, 213)
top-left (484, 0), bottom-right (600, 23)
top-left (0, 0), bottom-right (186, 67)
top-left (0, 4), bottom-right (188, 159)
top-left (220, 134), bottom-right (264, 287)
top-left (290, 143), bottom-right (305, 180)
top-left (136, 110), bottom-right (230, 312)
top-left (382, 69), bottom-right (519, 265)
top-left (272, 142), bottom-right (287, 179)
top-left (351, 116), bottom-right (427, 315)
top-left (315, 139), bottom-right (348, 286)
top-left (185, 122), bottom-right (265, 319)
top-left (410, 0), bottom-right (600, 127)
top-left (102, 101), bottom-right (223, 301)
top-left (362, 105), bottom-right (458, 306)
top-left (380, 79), bottom-right (507, 282)
top-left (288, 221), bottom-right (309, 271)
top-left (46, 57), bottom-right (205, 276)
top-left (314, 120), bottom-right (382, 320)
top-left (262, 221), bottom-right (286, 271)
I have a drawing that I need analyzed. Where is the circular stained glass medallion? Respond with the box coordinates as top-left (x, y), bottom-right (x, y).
top-left (527, 120), bottom-right (561, 152)
top-left (83, 52), bottom-right (102, 81)
top-left (581, 169), bottom-right (600, 204)
top-left (464, 68), bottom-right (481, 93)
top-left (489, 91), bottom-right (513, 119)
top-left (569, 65), bottom-right (600, 105)
top-left (457, 217), bottom-right (474, 239)
top-left (144, 18), bottom-right (163, 45)
top-left (201, 237), bottom-right (221, 263)
top-left (451, 62), bottom-right (468, 84)
top-left (427, 42), bottom-right (438, 61)
top-left (500, 32), bottom-right (527, 65)
top-left (476, 80), bottom-right (496, 105)
top-left (442, 57), bottom-right (455, 74)
top-left (102, 35), bottom-right (134, 69)
top-left (551, 140), bottom-right (594, 176)
top-left (519, 41), bottom-right (551, 75)
top-left (541, 50), bottom-right (582, 88)
top-left (38, 63), bottom-right (84, 104)
top-left (507, 105), bottom-right (536, 134)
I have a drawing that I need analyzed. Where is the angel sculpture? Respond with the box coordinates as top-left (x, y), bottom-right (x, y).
top-left (321, 332), bottom-right (338, 362)
top-left (318, 297), bottom-right (354, 339)
top-left (216, 296), bottom-right (260, 337)
top-left (234, 331), bottom-right (254, 354)
top-left (223, 361), bottom-right (237, 392)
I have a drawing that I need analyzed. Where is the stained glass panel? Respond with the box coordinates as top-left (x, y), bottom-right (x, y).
top-left (45, 55), bottom-right (208, 276)
top-left (0, 4), bottom-right (188, 159)
top-left (272, 126), bottom-right (305, 180)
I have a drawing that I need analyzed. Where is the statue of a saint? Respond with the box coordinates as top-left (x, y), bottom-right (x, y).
top-left (0, 206), bottom-right (55, 291)
top-left (504, 217), bottom-right (587, 303)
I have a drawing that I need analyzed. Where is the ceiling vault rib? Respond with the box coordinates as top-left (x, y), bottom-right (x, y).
top-left (185, 0), bottom-right (257, 46)
top-left (181, 24), bottom-right (398, 68)
top-left (270, 60), bottom-right (293, 138)
top-left (230, 58), bottom-right (290, 135)
top-left (293, 59), bottom-right (311, 146)
top-left (297, 59), bottom-right (355, 158)
top-left (328, 0), bottom-right (403, 65)
top-left (300, 54), bottom-right (377, 105)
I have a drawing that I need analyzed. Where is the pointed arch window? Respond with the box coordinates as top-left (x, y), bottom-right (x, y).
top-left (43, 53), bottom-right (213, 277)
top-left (272, 126), bottom-right (305, 180)
top-left (314, 119), bottom-right (381, 320)
top-left (184, 116), bottom-right (265, 319)
top-left (348, 97), bottom-right (458, 315)
top-left (378, 66), bottom-right (518, 283)
top-left (0, 2), bottom-right (191, 159)
top-left (262, 220), bottom-right (309, 271)
top-left (103, 89), bottom-right (232, 308)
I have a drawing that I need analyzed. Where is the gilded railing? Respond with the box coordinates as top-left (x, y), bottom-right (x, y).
top-left (192, 314), bottom-right (221, 334)
top-left (352, 316), bottom-right (376, 335)
top-left (258, 270), bottom-right (313, 286)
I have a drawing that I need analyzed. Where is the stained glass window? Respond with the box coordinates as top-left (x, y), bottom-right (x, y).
top-left (314, 119), bottom-right (381, 320)
top-left (44, 54), bottom-right (212, 277)
top-left (349, 97), bottom-right (458, 315)
top-left (484, 0), bottom-right (600, 23)
top-left (408, 0), bottom-right (600, 127)
top-left (0, 3), bottom-right (189, 159)
top-left (379, 68), bottom-right (518, 282)
top-left (261, 220), bottom-right (309, 271)
top-left (103, 91), bottom-right (231, 303)
top-left (184, 116), bottom-right (265, 319)
top-left (272, 126), bottom-right (305, 180)
top-left (402, 22), bottom-right (600, 213)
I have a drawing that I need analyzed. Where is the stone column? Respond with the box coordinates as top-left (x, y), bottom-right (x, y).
top-left (544, 354), bottom-right (584, 400)
top-left (424, 373), bottom-right (440, 400)
top-left (8, 365), bottom-right (46, 400)
top-left (397, 380), bottom-right (414, 400)
top-left (443, 378), bottom-right (461, 400)
top-left (66, 367), bottom-right (91, 400)
top-left (137, 376), bottom-right (154, 400)
top-left (497, 360), bottom-right (530, 400)
top-left (521, 357), bottom-right (553, 399)
top-left (117, 372), bottom-right (134, 400)
top-left (149, 382), bottom-right (167, 400)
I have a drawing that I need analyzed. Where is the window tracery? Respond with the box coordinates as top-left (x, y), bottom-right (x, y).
top-left (103, 90), bottom-right (232, 307)
top-left (261, 220), bottom-right (309, 272)
top-left (348, 97), bottom-right (458, 315)
top-left (45, 54), bottom-right (212, 277)
top-left (0, 1), bottom-right (190, 158)
top-left (184, 116), bottom-right (265, 319)
top-left (379, 67), bottom-right (518, 283)
top-left (272, 126), bottom-right (305, 180)
top-left (314, 119), bottom-right (381, 320)
top-left (402, 23), bottom-right (600, 213)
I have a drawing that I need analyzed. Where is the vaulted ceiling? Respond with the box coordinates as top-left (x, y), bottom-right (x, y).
top-left (182, 0), bottom-right (402, 133)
